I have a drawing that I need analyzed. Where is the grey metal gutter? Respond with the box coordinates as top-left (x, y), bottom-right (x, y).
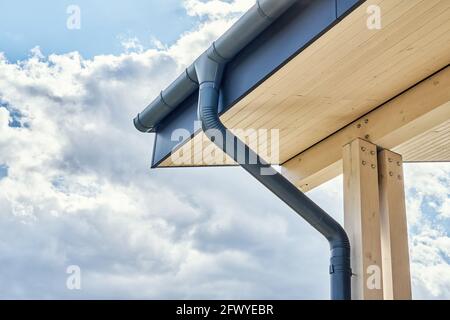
top-left (134, 0), bottom-right (299, 133)
top-left (134, 0), bottom-right (352, 299)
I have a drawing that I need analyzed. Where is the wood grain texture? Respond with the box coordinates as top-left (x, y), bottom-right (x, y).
top-left (343, 139), bottom-right (384, 300)
top-left (378, 150), bottom-right (412, 300)
top-left (281, 67), bottom-right (450, 191)
top-left (160, 0), bottom-right (450, 168)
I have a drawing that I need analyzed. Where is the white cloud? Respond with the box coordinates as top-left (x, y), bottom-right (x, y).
top-left (184, 0), bottom-right (254, 19)
top-left (0, 1), bottom-right (448, 300)
top-left (403, 163), bottom-right (450, 299)
top-left (0, 2), bottom-right (330, 299)
top-left (0, 107), bottom-right (9, 129)
top-left (119, 37), bottom-right (145, 54)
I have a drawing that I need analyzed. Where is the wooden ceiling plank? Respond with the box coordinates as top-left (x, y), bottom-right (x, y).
top-left (274, 28), bottom-right (450, 160)
top-left (304, 0), bottom-right (443, 99)
top-left (280, 67), bottom-right (450, 191)
top-left (264, 0), bottom-right (424, 97)
top-left (159, 1), bottom-right (450, 169)
top-left (222, 0), bottom-right (390, 124)
top-left (234, 0), bottom-right (448, 160)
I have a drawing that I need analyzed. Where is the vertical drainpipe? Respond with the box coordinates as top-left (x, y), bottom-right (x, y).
top-left (195, 51), bottom-right (352, 300)
top-left (134, 0), bottom-right (353, 299)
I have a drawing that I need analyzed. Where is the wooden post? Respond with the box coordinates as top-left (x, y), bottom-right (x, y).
top-left (343, 139), bottom-right (384, 300)
top-left (378, 150), bottom-right (412, 300)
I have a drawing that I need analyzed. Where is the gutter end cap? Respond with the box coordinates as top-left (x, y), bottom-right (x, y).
top-left (134, 114), bottom-right (155, 133)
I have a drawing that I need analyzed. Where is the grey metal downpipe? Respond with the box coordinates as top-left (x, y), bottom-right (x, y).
top-left (134, 0), bottom-right (352, 299)
top-left (195, 55), bottom-right (352, 300)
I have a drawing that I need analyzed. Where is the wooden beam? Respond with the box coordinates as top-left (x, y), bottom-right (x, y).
top-left (160, 1), bottom-right (450, 168)
top-left (281, 66), bottom-right (450, 192)
top-left (378, 150), bottom-right (412, 300)
top-left (343, 139), bottom-right (384, 300)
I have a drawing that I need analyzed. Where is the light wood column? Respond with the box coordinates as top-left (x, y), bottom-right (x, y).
top-left (377, 150), bottom-right (412, 300)
top-left (343, 139), bottom-right (384, 300)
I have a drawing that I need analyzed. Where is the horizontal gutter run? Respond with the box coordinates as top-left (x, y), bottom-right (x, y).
top-left (134, 0), bottom-right (299, 133)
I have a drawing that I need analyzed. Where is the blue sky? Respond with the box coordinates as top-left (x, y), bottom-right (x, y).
top-left (0, 164), bottom-right (8, 180)
top-left (0, 0), bottom-right (195, 61)
top-left (0, 0), bottom-right (449, 299)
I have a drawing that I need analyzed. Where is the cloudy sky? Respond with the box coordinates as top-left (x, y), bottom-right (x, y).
top-left (0, 0), bottom-right (449, 299)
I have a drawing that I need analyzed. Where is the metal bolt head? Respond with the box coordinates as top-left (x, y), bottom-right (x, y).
top-left (361, 147), bottom-right (366, 152)
top-left (357, 124), bottom-right (362, 129)
top-left (388, 158), bottom-right (393, 163)
top-left (397, 161), bottom-right (401, 166)
top-left (389, 171), bottom-right (394, 176)
top-left (362, 161), bottom-right (367, 166)
top-left (365, 134), bottom-right (370, 140)
top-left (371, 164), bottom-right (376, 169)
top-left (370, 151), bottom-right (375, 155)
top-left (364, 119), bottom-right (369, 124)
